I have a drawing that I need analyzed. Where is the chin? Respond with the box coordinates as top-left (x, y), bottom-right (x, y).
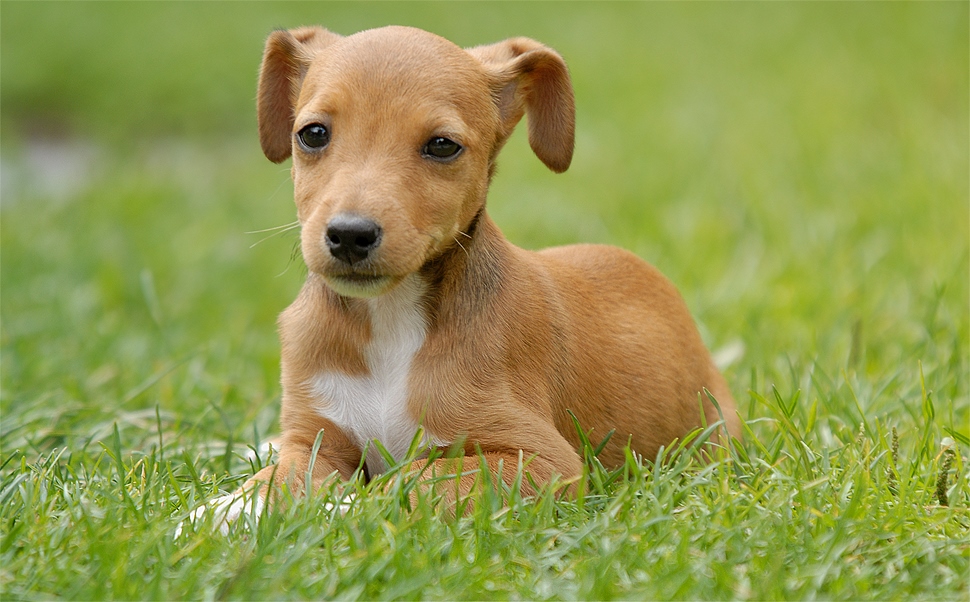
top-left (323, 273), bottom-right (397, 299)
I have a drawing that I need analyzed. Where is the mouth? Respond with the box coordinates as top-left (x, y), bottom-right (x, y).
top-left (324, 272), bottom-right (394, 298)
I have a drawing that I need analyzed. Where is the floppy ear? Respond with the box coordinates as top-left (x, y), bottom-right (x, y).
top-left (467, 38), bottom-right (575, 173)
top-left (257, 26), bottom-right (342, 163)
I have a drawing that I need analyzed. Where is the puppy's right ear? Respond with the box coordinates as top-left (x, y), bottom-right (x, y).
top-left (257, 26), bottom-right (341, 163)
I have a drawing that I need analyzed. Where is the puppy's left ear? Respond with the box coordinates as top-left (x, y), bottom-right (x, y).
top-left (258, 26), bottom-right (342, 163)
top-left (467, 38), bottom-right (575, 173)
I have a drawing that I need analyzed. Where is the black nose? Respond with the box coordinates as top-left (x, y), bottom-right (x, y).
top-left (325, 215), bottom-right (383, 264)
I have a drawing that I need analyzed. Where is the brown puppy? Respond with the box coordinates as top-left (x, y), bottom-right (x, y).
top-left (182, 25), bottom-right (739, 532)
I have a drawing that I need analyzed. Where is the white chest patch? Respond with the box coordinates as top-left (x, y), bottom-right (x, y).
top-left (309, 276), bottom-right (435, 475)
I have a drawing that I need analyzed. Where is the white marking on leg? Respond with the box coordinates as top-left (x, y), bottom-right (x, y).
top-left (174, 491), bottom-right (265, 538)
top-left (323, 491), bottom-right (358, 515)
top-left (241, 439), bottom-right (281, 463)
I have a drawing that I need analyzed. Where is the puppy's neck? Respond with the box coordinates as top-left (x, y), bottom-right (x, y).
top-left (418, 210), bottom-right (510, 324)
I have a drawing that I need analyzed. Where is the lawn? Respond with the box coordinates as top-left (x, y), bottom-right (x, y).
top-left (2, 2), bottom-right (968, 599)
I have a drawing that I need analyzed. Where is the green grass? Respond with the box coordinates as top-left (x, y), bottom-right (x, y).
top-left (2, 2), bottom-right (968, 600)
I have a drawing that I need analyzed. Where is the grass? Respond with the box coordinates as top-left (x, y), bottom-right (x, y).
top-left (2, 2), bottom-right (968, 600)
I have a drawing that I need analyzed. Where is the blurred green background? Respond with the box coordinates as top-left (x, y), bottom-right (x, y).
top-left (2, 2), bottom-right (967, 453)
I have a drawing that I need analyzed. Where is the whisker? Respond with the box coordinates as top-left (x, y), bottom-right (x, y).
top-left (248, 223), bottom-right (301, 249)
top-left (457, 230), bottom-right (472, 239)
top-left (453, 236), bottom-right (468, 257)
top-left (245, 221), bottom-right (300, 234)
top-left (275, 238), bottom-right (304, 278)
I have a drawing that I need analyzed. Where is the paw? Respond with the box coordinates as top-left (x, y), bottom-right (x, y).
top-left (174, 492), bottom-right (265, 538)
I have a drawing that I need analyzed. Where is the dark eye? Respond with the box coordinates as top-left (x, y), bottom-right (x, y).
top-left (423, 137), bottom-right (462, 161)
top-left (297, 124), bottom-right (330, 150)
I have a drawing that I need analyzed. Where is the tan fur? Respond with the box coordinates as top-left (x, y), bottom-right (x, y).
top-left (243, 25), bottom-right (740, 506)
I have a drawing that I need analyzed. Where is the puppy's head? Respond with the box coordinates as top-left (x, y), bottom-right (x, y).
top-left (258, 25), bottom-right (574, 298)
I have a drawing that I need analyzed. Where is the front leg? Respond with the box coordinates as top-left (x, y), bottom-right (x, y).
top-left (400, 428), bottom-right (583, 512)
top-left (251, 420), bottom-right (362, 500)
top-left (176, 420), bottom-right (361, 537)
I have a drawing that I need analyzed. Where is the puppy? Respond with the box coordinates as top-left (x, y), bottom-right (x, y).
top-left (183, 25), bottom-right (739, 532)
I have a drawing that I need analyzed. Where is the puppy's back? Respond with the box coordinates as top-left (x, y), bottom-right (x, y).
top-left (534, 244), bottom-right (738, 463)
